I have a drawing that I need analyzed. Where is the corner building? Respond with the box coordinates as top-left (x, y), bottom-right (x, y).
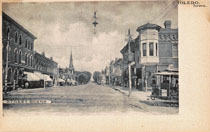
top-left (121, 20), bottom-right (178, 91)
top-left (2, 12), bottom-right (36, 88)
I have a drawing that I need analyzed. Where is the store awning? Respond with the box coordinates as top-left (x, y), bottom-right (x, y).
top-left (154, 71), bottom-right (179, 76)
top-left (58, 78), bottom-right (65, 82)
top-left (34, 72), bottom-right (52, 81)
top-left (24, 72), bottom-right (40, 81)
top-left (43, 74), bottom-right (52, 81)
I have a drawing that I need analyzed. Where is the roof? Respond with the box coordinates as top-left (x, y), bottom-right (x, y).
top-left (120, 36), bottom-right (139, 54)
top-left (2, 12), bottom-right (37, 39)
top-left (136, 23), bottom-right (161, 32)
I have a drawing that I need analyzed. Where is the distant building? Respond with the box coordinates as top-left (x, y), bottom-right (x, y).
top-left (121, 20), bottom-right (178, 91)
top-left (112, 58), bottom-right (123, 86)
top-left (2, 12), bottom-right (37, 87)
top-left (58, 51), bottom-right (75, 81)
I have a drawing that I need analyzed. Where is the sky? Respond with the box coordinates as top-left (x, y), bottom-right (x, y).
top-left (3, 1), bottom-right (178, 73)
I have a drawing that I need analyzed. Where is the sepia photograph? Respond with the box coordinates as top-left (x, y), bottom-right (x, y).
top-left (2, 1), bottom-right (179, 116)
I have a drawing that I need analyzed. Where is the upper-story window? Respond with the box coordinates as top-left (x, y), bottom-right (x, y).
top-left (172, 43), bottom-right (178, 57)
top-left (143, 43), bottom-right (147, 56)
top-left (28, 42), bottom-right (30, 50)
top-left (7, 27), bottom-right (10, 39)
top-left (25, 39), bottom-right (28, 48)
top-left (14, 49), bottom-right (18, 63)
top-left (31, 43), bottom-right (33, 50)
top-left (25, 54), bottom-right (27, 65)
top-left (19, 50), bottom-right (22, 64)
top-left (19, 35), bottom-right (22, 45)
top-left (149, 42), bottom-right (154, 56)
top-left (31, 56), bottom-right (33, 67)
top-left (156, 43), bottom-right (158, 56)
top-left (15, 32), bottom-right (18, 43)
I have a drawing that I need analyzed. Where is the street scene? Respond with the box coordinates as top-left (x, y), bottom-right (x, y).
top-left (2, 1), bottom-right (179, 115)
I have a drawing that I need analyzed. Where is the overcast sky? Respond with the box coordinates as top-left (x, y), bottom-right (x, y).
top-left (3, 1), bottom-right (178, 73)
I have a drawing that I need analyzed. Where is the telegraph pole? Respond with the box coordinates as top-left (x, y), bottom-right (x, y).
top-left (4, 29), bottom-right (10, 95)
top-left (127, 29), bottom-right (132, 97)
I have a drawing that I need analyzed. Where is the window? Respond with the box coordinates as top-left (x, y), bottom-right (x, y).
top-left (19, 35), bottom-right (22, 45)
top-left (7, 27), bottom-right (10, 38)
top-left (28, 55), bottom-right (30, 66)
top-left (30, 56), bottom-right (33, 66)
top-left (19, 51), bottom-right (22, 64)
top-left (25, 54), bottom-right (27, 65)
top-left (25, 39), bottom-right (28, 48)
top-left (172, 44), bottom-right (178, 57)
top-left (14, 49), bottom-right (18, 63)
top-left (149, 42), bottom-right (154, 56)
top-left (31, 43), bottom-right (33, 50)
top-left (143, 43), bottom-right (147, 56)
top-left (156, 43), bottom-right (158, 56)
top-left (28, 43), bottom-right (30, 50)
top-left (15, 32), bottom-right (18, 43)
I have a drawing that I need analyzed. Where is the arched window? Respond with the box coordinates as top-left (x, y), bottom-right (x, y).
top-left (25, 54), bottom-right (27, 65)
top-left (19, 35), bottom-right (22, 45)
top-left (19, 50), bottom-right (22, 64)
top-left (25, 39), bottom-right (28, 48)
top-left (14, 49), bottom-right (18, 63)
top-left (28, 55), bottom-right (30, 66)
top-left (30, 56), bottom-right (33, 66)
top-left (31, 43), bottom-right (33, 50)
top-left (7, 27), bottom-right (10, 39)
top-left (15, 32), bottom-right (18, 43)
top-left (28, 43), bottom-right (30, 50)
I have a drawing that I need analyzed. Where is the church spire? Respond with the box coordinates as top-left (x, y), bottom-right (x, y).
top-left (69, 50), bottom-right (74, 70)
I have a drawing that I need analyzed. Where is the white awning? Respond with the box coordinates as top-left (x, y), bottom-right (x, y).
top-left (34, 72), bottom-right (52, 81)
top-left (154, 71), bottom-right (179, 76)
top-left (43, 74), bottom-right (52, 81)
top-left (24, 72), bottom-right (40, 81)
top-left (58, 78), bottom-right (65, 82)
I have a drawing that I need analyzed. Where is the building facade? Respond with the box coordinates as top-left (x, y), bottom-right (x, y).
top-left (34, 52), bottom-right (58, 82)
top-left (121, 20), bottom-right (178, 91)
top-left (2, 12), bottom-right (37, 89)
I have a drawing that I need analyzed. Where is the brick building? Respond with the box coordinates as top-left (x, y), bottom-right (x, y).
top-left (121, 20), bottom-right (178, 91)
top-left (2, 12), bottom-right (37, 88)
top-left (34, 52), bottom-right (58, 83)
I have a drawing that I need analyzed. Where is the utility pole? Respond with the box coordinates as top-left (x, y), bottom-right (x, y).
top-left (4, 29), bottom-right (10, 95)
top-left (127, 29), bottom-right (133, 97)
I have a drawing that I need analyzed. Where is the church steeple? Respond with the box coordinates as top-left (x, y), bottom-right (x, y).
top-left (69, 50), bottom-right (74, 70)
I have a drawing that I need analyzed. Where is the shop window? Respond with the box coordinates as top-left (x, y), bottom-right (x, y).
top-left (143, 43), bottom-right (146, 56)
top-left (149, 42), bottom-right (154, 56)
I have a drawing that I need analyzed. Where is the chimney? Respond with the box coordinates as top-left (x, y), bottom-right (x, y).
top-left (164, 20), bottom-right (171, 29)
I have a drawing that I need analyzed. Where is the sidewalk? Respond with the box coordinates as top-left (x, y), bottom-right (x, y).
top-left (110, 85), bottom-right (179, 107)
top-left (110, 85), bottom-right (151, 101)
